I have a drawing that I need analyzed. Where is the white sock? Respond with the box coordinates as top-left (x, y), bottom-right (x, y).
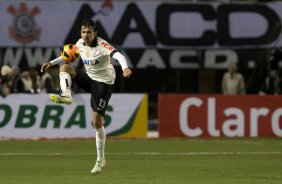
top-left (59, 72), bottom-right (72, 97)
top-left (95, 126), bottom-right (106, 161)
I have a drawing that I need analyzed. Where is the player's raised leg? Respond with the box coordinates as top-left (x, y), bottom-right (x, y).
top-left (50, 64), bottom-right (76, 105)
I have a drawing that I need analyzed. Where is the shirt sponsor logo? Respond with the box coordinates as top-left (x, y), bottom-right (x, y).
top-left (83, 59), bottom-right (100, 65)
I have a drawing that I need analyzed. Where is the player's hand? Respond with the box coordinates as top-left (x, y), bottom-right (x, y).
top-left (40, 62), bottom-right (52, 73)
top-left (123, 68), bottom-right (132, 78)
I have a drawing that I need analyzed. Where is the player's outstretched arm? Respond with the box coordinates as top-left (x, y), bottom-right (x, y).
top-left (40, 62), bottom-right (52, 72)
top-left (40, 56), bottom-right (65, 72)
top-left (112, 51), bottom-right (132, 78)
top-left (123, 68), bottom-right (132, 78)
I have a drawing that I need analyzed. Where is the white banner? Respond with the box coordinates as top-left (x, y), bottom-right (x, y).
top-left (0, 0), bottom-right (282, 48)
top-left (0, 94), bottom-right (147, 139)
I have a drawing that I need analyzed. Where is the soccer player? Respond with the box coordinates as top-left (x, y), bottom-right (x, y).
top-left (40, 19), bottom-right (132, 174)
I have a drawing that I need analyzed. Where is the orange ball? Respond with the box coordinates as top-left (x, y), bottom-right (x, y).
top-left (61, 44), bottom-right (80, 62)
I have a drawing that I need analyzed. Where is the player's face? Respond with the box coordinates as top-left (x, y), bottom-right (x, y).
top-left (81, 26), bottom-right (97, 46)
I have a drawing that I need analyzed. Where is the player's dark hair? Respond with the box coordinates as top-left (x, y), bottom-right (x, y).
top-left (81, 19), bottom-right (97, 32)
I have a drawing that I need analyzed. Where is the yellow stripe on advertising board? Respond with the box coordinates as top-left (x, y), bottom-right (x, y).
top-left (117, 94), bottom-right (148, 138)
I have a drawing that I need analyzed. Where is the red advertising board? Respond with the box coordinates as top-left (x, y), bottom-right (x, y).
top-left (158, 94), bottom-right (282, 138)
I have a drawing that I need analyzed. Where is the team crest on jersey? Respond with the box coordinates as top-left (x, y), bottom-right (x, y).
top-left (85, 50), bottom-right (100, 58)
top-left (7, 3), bottom-right (41, 44)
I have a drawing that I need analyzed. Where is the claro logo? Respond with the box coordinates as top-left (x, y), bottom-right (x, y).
top-left (179, 97), bottom-right (282, 137)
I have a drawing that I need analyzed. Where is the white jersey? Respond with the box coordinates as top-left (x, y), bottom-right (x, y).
top-left (75, 37), bottom-right (116, 85)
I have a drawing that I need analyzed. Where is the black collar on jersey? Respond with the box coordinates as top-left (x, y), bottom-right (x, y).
top-left (83, 37), bottom-right (98, 47)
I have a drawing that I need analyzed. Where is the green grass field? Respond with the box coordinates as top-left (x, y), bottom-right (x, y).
top-left (0, 138), bottom-right (282, 184)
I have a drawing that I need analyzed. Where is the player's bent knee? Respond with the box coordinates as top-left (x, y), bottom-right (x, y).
top-left (59, 64), bottom-right (76, 78)
top-left (59, 64), bottom-right (69, 71)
